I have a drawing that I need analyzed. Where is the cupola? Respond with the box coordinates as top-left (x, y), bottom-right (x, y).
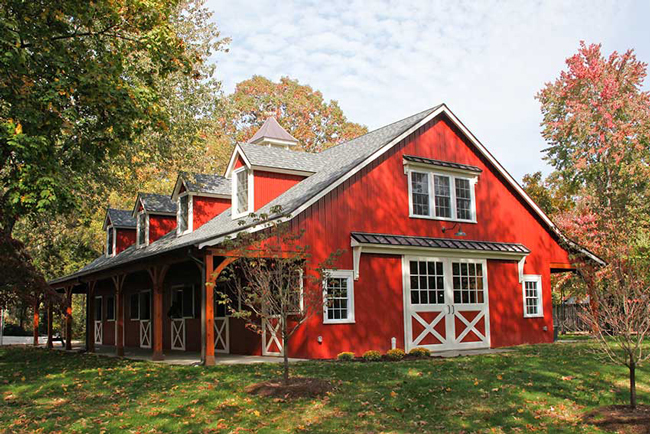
top-left (247, 117), bottom-right (299, 149)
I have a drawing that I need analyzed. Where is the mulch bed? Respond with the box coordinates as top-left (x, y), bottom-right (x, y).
top-left (245, 377), bottom-right (332, 399)
top-left (583, 405), bottom-right (650, 434)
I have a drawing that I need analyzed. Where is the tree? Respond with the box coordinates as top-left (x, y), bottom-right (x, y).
top-left (0, 0), bottom-right (225, 303)
top-left (521, 171), bottom-right (574, 216)
top-left (219, 207), bottom-right (340, 384)
top-left (220, 76), bottom-right (368, 152)
top-left (537, 42), bottom-right (650, 408)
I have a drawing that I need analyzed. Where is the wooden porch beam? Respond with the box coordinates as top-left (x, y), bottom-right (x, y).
top-left (32, 297), bottom-right (40, 347)
top-left (204, 254), bottom-right (237, 366)
top-left (64, 286), bottom-right (73, 350)
top-left (46, 301), bottom-right (53, 349)
top-left (112, 275), bottom-right (126, 356)
top-left (148, 265), bottom-right (169, 361)
top-left (86, 281), bottom-right (97, 353)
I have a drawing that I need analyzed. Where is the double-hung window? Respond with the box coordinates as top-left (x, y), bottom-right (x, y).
top-left (177, 194), bottom-right (192, 235)
top-left (232, 167), bottom-right (252, 218)
top-left (323, 270), bottom-right (355, 324)
top-left (522, 275), bottom-right (543, 318)
top-left (106, 227), bottom-right (115, 257)
top-left (408, 168), bottom-right (477, 222)
top-left (137, 212), bottom-right (148, 247)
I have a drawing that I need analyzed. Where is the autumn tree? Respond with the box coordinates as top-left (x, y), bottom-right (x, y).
top-left (220, 75), bottom-right (368, 152)
top-left (537, 41), bottom-right (650, 408)
top-left (219, 207), bottom-right (340, 384)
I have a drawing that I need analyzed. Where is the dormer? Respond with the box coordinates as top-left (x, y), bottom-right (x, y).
top-left (171, 172), bottom-right (232, 234)
top-left (225, 120), bottom-right (322, 219)
top-left (103, 209), bottom-right (137, 257)
top-left (247, 116), bottom-right (299, 149)
top-left (132, 193), bottom-right (177, 247)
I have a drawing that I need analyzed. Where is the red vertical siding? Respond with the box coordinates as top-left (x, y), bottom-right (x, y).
top-left (149, 215), bottom-right (176, 242)
top-left (234, 155), bottom-right (246, 169)
top-left (115, 228), bottom-right (136, 253)
top-left (283, 115), bottom-right (568, 358)
top-left (193, 196), bottom-right (231, 229)
top-left (253, 170), bottom-right (305, 210)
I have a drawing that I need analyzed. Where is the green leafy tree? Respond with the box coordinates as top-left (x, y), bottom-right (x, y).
top-left (221, 75), bottom-right (368, 152)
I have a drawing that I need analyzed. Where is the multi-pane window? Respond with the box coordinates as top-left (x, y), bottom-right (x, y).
top-left (107, 228), bottom-right (114, 256)
top-left (410, 172), bottom-right (430, 216)
top-left (236, 169), bottom-right (249, 215)
top-left (129, 293), bottom-right (140, 320)
top-left (408, 169), bottom-right (476, 221)
top-left (323, 271), bottom-right (354, 323)
top-left (178, 195), bottom-right (189, 233)
top-left (523, 276), bottom-right (543, 318)
top-left (455, 178), bottom-right (472, 220)
top-left (137, 213), bottom-right (147, 246)
top-left (106, 295), bottom-right (115, 321)
top-left (434, 175), bottom-right (451, 218)
top-left (139, 291), bottom-right (151, 321)
top-left (409, 260), bottom-right (445, 304)
top-left (452, 262), bottom-right (484, 304)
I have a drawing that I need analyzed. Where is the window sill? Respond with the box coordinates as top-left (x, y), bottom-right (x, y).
top-left (409, 214), bottom-right (478, 224)
top-left (323, 319), bottom-right (355, 325)
top-left (523, 314), bottom-right (544, 319)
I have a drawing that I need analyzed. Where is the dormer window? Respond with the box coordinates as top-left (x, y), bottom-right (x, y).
top-left (106, 226), bottom-right (115, 257)
top-left (137, 212), bottom-right (148, 247)
top-left (232, 167), bottom-right (253, 218)
top-left (177, 193), bottom-right (193, 235)
top-left (404, 155), bottom-right (480, 223)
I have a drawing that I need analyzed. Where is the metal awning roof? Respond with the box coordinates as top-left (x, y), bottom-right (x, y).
top-left (351, 232), bottom-right (529, 254)
top-left (402, 155), bottom-right (482, 173)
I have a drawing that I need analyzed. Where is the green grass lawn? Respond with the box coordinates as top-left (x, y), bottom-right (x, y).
top-left (0, 342), bottom-right (647, 433)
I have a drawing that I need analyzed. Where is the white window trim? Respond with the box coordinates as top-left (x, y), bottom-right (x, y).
top-left (106, 225), bottom-right (116, 257)
top-left (406, 166), bottom-right (478, 224)
top-left (176, 192), bottom-right (193, 235)
top-left (136, 211), bottom-right (149, 248)
top-left (232, 166), bottom-right (254, 219)
top-left (323, 269), bottom-right (355, 324)
top-left (171, 285), bottom-right (195, 319)
top-left (522, 274), bottom-right (543, 318)
top-left (106, 295), bottom-right (116, 322)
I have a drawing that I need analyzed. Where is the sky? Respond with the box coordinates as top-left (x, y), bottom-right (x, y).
top-left (205, 0), bottom-right (650, 181)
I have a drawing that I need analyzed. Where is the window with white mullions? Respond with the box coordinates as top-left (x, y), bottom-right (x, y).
top-left (452, 262), bottom-right (485, 304)
top-left (323, 270), bottom-right (354, 323)
top-left (106, 227), bottom-right (114, 256)
top-left (410, 171), bottom-right (430, 216)
top-left (137, 213), bottom-right (147, 246)
top-left (522, 275), bottom-right (543, 318)
top-left (236, 169), bottom-right (249, 214)
top-left (434, 175), bottom-right (452, 218)
top-left (178, 194), bottom-right (189, 234)
top-left (455, 178), bottom-right (472, 220)
top-left (409, 260), bottom-right (445, 304)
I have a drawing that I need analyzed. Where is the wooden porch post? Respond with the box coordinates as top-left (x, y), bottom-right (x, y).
top-left (86, 281), bottom-right (96, 353)
top-left (65, 286), bottom-right (73, 350)
top-left (32, 296), bottom-right (40, 347)
top-left (112, 275), bottom-right (126, 356)
top-left (148, 266), bottom-right (169, 361)
top-left (46, 300), bottom-right (53, 349)
top-left (204, 255), bottom-right (236, 366)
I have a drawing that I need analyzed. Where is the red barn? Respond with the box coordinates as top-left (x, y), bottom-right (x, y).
top-left (50, 105), bottom-right (602, 364)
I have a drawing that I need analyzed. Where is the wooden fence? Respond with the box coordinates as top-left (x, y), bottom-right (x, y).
top-left (553, 304), bottom-right (590, 333)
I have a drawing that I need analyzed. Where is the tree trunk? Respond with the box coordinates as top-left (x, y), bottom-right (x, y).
top-left (629, 358), bottom-right (637, 409)
top-left (282, 318), bottom-right (289, 386)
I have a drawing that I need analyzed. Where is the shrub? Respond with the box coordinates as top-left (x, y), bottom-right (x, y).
top-left (362, 350), bottom-right (382, 362)
top-left (409, 347), bottom-right (431, 358)
top-left (337, 352), bottom-right (355, 361)
top-left (386, 348), bottom-right (405, 361)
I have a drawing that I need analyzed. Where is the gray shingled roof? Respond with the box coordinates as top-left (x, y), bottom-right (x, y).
top-left (248, 117), bottom-right (299, 145)
top-left (179, 172), bottom-right (231, 196)
top-left (403, 155), bottom-right (482, 173)
top-left (48, 105), bottom-right (465, 285)
top-left (136, 193), bottom-right (177, 215)
top-left (351, 232), bottom-right (530, 254)
top-left (105, 209), bottom-right (136, 229)
top-left (239, 143), bottom-right (323, 173)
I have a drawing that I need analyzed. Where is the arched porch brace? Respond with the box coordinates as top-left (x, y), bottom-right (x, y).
top-left (147, 265), bottom-right (169, 361)
top-left (204, 254), bottom-right (237, 366)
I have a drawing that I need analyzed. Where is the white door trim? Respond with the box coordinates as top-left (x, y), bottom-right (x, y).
top-left (214, 316), bottom-right (230, 354)
top-left (140, 320), bottom-right (152, 348)
top-left (262, 315), bottom-right (283, 356)
top-left (171, 318), bottom-right (185, 350)
top-left (94, 296), bottom-right (103, 345)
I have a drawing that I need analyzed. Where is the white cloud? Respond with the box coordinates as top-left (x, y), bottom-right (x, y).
top-left (207, 0), bottom-right (650, 180)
